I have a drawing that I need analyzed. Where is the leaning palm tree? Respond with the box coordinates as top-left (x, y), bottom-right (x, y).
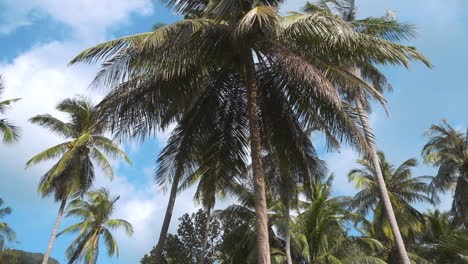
top-left (422, 119), bottom-right (468, 228)
top-left (0, 75), bottom-right (20, 143)
top-left (349, 151), bottom-right (434, 261)
top-left (58, 188), bottom-right (133, 264)
top-left (26, 97), bottom-right (131, 264)
top-left (70, 1), bottom-right (429, 262)
top-left (303, 1), bottom-right (432, 263)
top-left (0, 198), bottom-right (15, 251)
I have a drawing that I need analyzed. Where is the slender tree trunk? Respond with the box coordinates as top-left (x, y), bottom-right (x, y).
top-left (350, 66), bottom-right (411, 264)
top-left (154, 172), bottom-right (181, 264)
top-left (42, 199), bottom-right (66, 264)
top-left (87, 235), bottom-right (100, 264)
top-left (454, 162), bottom-right (468, 227)
top-left (198, 207), bottom-right (212, 264)
top-left (244, 49), bottom-right (271, 264)
top-left (284, 198), bottom-right (293, 264)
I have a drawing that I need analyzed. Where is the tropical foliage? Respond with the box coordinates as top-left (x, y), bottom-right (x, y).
top-left (0, 75), bottom-right (20, 143)
top-left (0, 198), bottom-right (15, 251)
top-left (58, 189), bottom-right (133, 264)
top-left (1, 1), bottom-right (466, 264)
top-left (422, 119), bottom-right (468, 228)
top-left (26, 96), bottom-right (131, 264)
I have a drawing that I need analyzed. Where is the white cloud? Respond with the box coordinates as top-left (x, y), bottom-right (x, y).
top-left (1, 0), bottom-right (153, 39)
top-left (322, 147), bottom-right (360, 196)
top-left (0, 1), bottom-right (169, 263)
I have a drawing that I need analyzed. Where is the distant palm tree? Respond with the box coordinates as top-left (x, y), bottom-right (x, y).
top-left (215, 179), bottom-right (286, 264)
top-left (0, 75), bottom-right (20, 143)
top-left (295, 175), bottom-right (386, 264)
top-left (349, 152), bottom-right (433, 261)
top-left (422, 119), bottom-right (468, 228)
top-left (0, 198), bottom-right (15, 251)
top-left (26, 97), bottom-right (131, 264)
top-left (58, 188), bottom-right (133, 264)
top-left (263, 147), bottom-right (326, 264)
top-left (415, 210), bottom-right (468, 263)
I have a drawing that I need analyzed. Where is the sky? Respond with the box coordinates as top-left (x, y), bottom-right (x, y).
top-left (0, 0), bottom-right (466, 263)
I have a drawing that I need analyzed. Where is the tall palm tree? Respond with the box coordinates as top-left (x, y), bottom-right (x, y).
top-left (0, 75), bottom-right (20, 143)
top-left (70, 1), bottom-right (429, 262)
top-left (58, 188), bottom-right (133, 264)
top-left (349, 151), bottom-right (434, 261)
top-left (0, 198), bottom-right (15, 251)
top-left (422, 119), bottom-right (468, 228)
top-left (26, 97), bottom-right (131, 264)
top-left (303, 1), bottom-right (432, 263)
top-left (294, 175), bottom-right (386, 264)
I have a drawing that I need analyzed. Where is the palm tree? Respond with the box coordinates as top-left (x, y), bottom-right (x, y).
top-left (303, 1), bottom-right (432, 263)
top-left (415, 209), bottom-right (468, 263)
top-left (0, 198), bottom-right (15, 251)
top-left (349, 151), bottom-right (434, 261)
top-left (70, 1), bottom-right (429, 262)
top-left (293, 175), bottom-right (386, 264)
top-left (422, 119), bottom-right (468, 228)
top-left (263, 146), bottom-right (326, 264)
top-left (0, 75), bottom-right (20, 143)
top-left (215, 180), bottom-right (289, 264)
top-left (26, 97), bottom-right (131, 264)
top-left (58, 188), bottom-right (133, 264)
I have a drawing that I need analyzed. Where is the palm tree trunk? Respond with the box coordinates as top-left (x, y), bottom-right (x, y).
top-left (284, 198), bottom-right (293, 264)
top-left (198, 207), bottom-right (212, 264)
top-left (243, 49), bottom-right (271, 264)
top-left (454, 162), bottom-right (468, 227)
top-left (42, 199), bottom-right (66, 264)
top-left (350, 66), bottom-right (411, 264)
top-left (154, 171), bottom-right (181, 264)
top-left (355, 103), bottom-right (411, 264)
top-left (87, 235), bottom-right (100, 264)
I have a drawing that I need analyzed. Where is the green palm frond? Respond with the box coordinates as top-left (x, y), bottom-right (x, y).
top-left (60, 189), bottom-right (133, 263)
top-left (0, 119), bottom-right (20, 143)
top-left (28, 96), bottom-right (131, 202)
top-left (105, 219), bottom-right (134, 235)
top-left (29, 114), bottom-right (75, 138)
top-left (25, 142), bottom-right (71, 167)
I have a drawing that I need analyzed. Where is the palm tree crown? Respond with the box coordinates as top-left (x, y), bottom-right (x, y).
top-left (295, 175), bottom-right (386, 264)
top-left (27, 96), bottom-right (131, 201)
top-left (0, 198), bottom-right (15, 250)
top-left (349, 152), bottom-right (433, 245)
top-left (26, 96), bottom-right (131, 264)
top-left (59, 188), bottom-right (133, 264)
top-left (0, 75), bottom-right (21, 143)
top-left (422, 119), bottom-right (468, 227)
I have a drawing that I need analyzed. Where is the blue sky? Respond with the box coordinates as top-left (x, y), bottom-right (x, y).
top-left (0, 0), bottom-right (467, 263)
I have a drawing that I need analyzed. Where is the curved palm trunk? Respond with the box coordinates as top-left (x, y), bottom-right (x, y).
top-left (154, 172), bottom-right (181, 264)
top-left (284, 198), bottom-right (293, 264)
top-left (42, 199), bottom-right (66, 264)
top-left (350, 66), bottom-right (411, 264)
top-left (244, 49), bottom-right (271, 264)
top-left (198, 207), bottom-right (212, 264)
top-left (355, 102), bottom-right (411, 264)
